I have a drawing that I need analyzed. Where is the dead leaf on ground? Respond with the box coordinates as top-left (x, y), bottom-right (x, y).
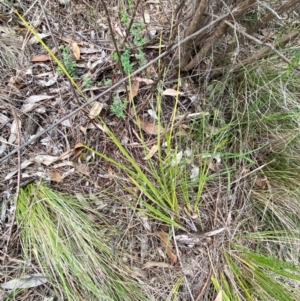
top-left (28, 33), bottom-right (49, 45)
top-left (147, 109), bottom-right (158, 120)
top-left (0, 273), bottom-right (47, 290)
top-left (50, 171), bottom-right (63, 183)
top-left (5, 160), bottom-right (33, 180)
top-left (162, 88), bottom-right (184, 96)
top-left (72, 41), bottom-right (80, 60)
top-left (214, 290), bottom-right (223, 301)
top-left (8, 119), bottom-right (20, 144)
top-left (143, 144), bottom-right (159, 160)
top-left (31, 54), bottom-right (52, 62)
top-left (170, 150), bottom-right (183, 166)
top-left (138, 119), bottom-right (165, 135)
top-left (131, 266), bottom-right (147, 279)
top-left (73, 143), bottom-right (85, 159)
top-left (190, 165), bottom-right (199, 180)
top-left (33, 154), bottom-right (59, 166)
top-left (37, 74), bottom-right (58, 87)
top-left (156, 230), bottom-right (177, 264)
top-left (255, 177), bottom-right (268, 190)
top-left (134, 77), bottom-right (154, 85)
top-left (128, 80), bottom-right (139, 102)
top-left (108, 166), bottom-right (114, 181)
top-left (142, 261), bottom-right (174, 269)
top-left (88, 101), bottom-right (103, 119)
top-left (25, 95), bottom-right (52, 103)
top-left (114, 23), bottom-right (126, 38)
top-left (144, 11), bottom-right (150, 23)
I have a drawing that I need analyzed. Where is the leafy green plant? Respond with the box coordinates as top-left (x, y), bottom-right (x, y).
top-left (83, 75), bottom-right (93, 88)
top-left (110, 96), bottom-right (127, 119)
top-left (286, 49), bottom-right (300, 78)
top-left (113, 48), bottom-right (134, 74)
top-left (56, 45), bottom-right (77, 77)
top-left (120, 9), bottom-right (130, 26)
top-left (116, 9), bottom-right (147, 72)
top-left (104, 78), bottom-right (112, 86)
top-left (135, 48), bottom-right (147, 67)
top-left (121, 48), bottom-right (134, 73)
top-left (131, 22), bottom-right (146, 47)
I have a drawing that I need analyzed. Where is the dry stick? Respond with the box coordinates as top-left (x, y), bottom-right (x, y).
top-left (171, 225), bottom-right (195, 301)
top-left (176, 0), bottom-right (208, 68)
top-left (195, 267), bottom-right (213, 301)
top-left (0, 12), bottom-right (230, 165)
top-left (100, 0), bottom-right (125, 83)
top-left (38, 1), bottom-right (82, 108)
top-left (200, 27), bottom-right (300, 76)
top-left (2, 107), bottom-right (22, 263)
top-left (248, 0), bottom-right (299, 34)
top-left (225, 20), bottom-right (293, 66)
top-left (183, 0), bottom-right (256, 71)
top-left (174, 0), bottom-right (186, 19)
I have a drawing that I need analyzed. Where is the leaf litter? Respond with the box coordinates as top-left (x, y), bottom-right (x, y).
top-left (1, 1), bottom-right (298, 301)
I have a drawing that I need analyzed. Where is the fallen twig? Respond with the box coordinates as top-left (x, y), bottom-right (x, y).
top-left (2, 106), bottom-right (21, 263)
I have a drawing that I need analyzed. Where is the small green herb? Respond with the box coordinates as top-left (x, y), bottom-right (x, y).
top-left (83, 76), bottom-right (93, 88)
top-left (56, 45), bottom-right (77, 77)
top-left (116, 2), bottom-right (147, 73)
top-left (104, 78), bottom-right (112, 86)
top-left (120, 9), bottom-right (130, 26)
top-left (121, 48), bottom-right (134, 74)
top-left (110, 96), bottom-right (127, 119)
top-left (112, 52), bottom-right (119, 61)
top-left (136, 48), bottom-right (147, 67)
top-left (128, 0), bottom-right (134, 9)
top-left (131, 22), bottom-right (146, 47)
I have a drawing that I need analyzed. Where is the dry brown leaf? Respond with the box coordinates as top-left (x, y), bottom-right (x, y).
top-left (88, 101), bottom-right (103, 119)
top-left (74, 142), bottom-right (85, 149)
top-left (128, 80), bottom-right (139, 102)
top-left (72, 42), bottom-right (80, 60)
top-left (31, 54), bottom-right (52, 62)
top-left (73, 142), bottom-right (85, 160)
top-left (142, 261), bottom-right (174, 269)
top-left (134, 76), bottom-right (154, 85)
top-left (214, 290), bottom-right (222, 301)
top-left (74, 163), bottom-right (89, 177)
top-left (108, 166), bottom-right (114, 181)
top-left (139, 119), bottom-right (165, 135)
top-left (156, 231), bottom-right (177, 264)
top-left (255, 177), bottom-right (268, 190)
top-left (209, 162), bottom-right (217, 172)
top-left (50, 171), bottom-right (63, 183)
top-left (162, 88), bottom-right (184, 96)
top-left (143, 144), bottom-right (159, 160)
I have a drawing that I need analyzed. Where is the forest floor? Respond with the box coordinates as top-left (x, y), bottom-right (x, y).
top-left (1, 1), bottom-right (300, 301)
